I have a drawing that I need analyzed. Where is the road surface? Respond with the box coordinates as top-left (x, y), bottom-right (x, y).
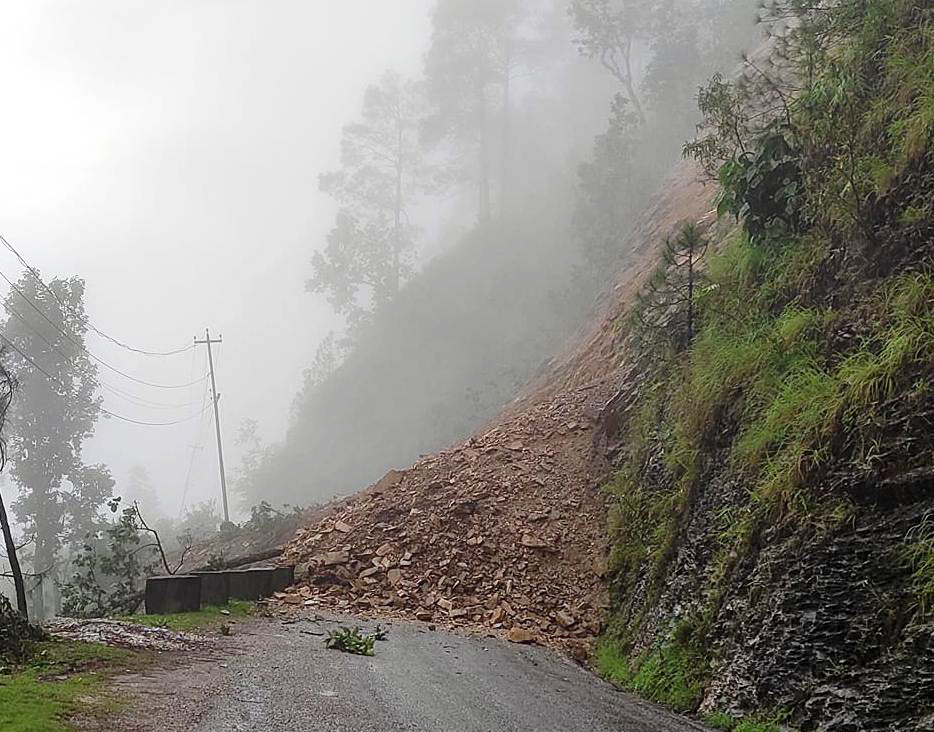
top-left (98, 614), bottom-right (709, 732)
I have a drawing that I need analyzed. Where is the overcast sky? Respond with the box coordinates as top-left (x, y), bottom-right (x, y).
top-left (0, 0), bottom-right (432, 520)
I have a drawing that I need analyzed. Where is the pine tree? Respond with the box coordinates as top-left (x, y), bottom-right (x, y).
top-left (632, 222), bottom-right (708, 347)
top-left (310, 72), bottom-right (429, 328)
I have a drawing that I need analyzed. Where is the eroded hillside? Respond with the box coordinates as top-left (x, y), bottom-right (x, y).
top-left (276, 3), bottom-right (934, 731)
top-left (273, 162), bottom-right (715, 649)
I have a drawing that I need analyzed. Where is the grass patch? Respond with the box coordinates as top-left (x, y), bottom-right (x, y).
top-left (704, 710), bottom-right (789, 731)
top-left (600, 240), bottom-right (934, 717)
top-left (594, 639), bottom-right (634, 686)
top-left (0, 671), bottom-right (97, 732)
top-left (0, 639), bottom-right (140, 732)
top-left (672, 238), bottom-right (934, 518)
top-left (595, 618), bottom-right (708, 713)
top-left (903, 513), bottom-right (934, 616)
top-left (117, 600), bottom-right (253, 632)
top-left (28, 639), bottom-right (134, 672)
top-left (630, 641), bottom-right (705, 711)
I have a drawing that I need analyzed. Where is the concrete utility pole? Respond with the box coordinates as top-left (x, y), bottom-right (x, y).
top-left (194, 328), bottom-right (230, 523)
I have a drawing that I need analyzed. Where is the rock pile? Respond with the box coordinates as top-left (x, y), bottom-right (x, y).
top-left (278, 383), bottom-right (615, 653)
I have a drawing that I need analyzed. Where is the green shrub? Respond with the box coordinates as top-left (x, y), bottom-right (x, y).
top-left (0, 596), bottom-right (45, 664)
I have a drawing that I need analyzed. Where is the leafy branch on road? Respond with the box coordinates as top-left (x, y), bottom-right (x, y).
top-left (325, 626), bottom-right (378, 656)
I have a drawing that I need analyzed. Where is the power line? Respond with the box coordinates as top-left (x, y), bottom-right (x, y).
top-left (3, 300), bottom-right (198, 411)
top-left (100, 381), bottom-right (195, 410)
top-left (0, 267), bottom-right (208, 390)
top-left (0, 233), bottom-right (194, 357)
top-left (99, 407), bottom-right (211, 427)
top-left (0, 333), bottom-right (210, 427)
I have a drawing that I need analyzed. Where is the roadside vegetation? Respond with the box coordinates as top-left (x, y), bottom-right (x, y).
top-left (0, 598), bottom-right (250, 731)
top-left (118, 599), bottom-right (254, 633)
top-left (0, 637), bottom-right (141, 732)
top-left (596, 0), bottom-right (934, 726)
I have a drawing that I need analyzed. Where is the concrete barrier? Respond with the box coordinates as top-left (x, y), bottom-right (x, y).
top-left (227, 567), bottom-right (274, 600)
top-left (145, 575), bottom-right (201, 614)
top-left (270, 566), bottom-right (295, 592)
top-left (191, 571), bottom-right (230, 606)
top-left (145, 566), bottom-right (292, 613)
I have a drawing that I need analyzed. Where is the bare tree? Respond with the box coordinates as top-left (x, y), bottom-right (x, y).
top-left (569, 0), bottom-right (653, 125)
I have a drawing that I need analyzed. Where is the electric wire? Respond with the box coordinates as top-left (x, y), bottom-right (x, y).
top-left (0, 333), bottom-right (210, 426)
top-left (3, 300), bottom-right (197, 411)
top-left (0, 233), bottom-right (194, 357)
top-left (0, 267), bottom-right (208, 390)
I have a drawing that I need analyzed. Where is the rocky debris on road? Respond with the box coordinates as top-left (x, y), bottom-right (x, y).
top-left (278, 384), bottom-right (615, 655)
top-left (45, 618), bottom-right (208, 651)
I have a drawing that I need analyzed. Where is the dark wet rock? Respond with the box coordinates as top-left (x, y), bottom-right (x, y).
top-left (616, 449), bottom-right (934, 731)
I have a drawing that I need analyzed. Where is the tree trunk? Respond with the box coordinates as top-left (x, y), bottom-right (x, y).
top-left (0, 487), bottom-right (27, 618)
top-left (477, 81), bottom-right (491, 222)
top-left (621, 40), bottom-right (646, 126)
top-left (687, 244), bottom-right (695, 344)
top-left (499, 59), bottom-right (512, 217)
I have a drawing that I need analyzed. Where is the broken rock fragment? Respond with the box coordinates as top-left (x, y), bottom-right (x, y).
top-left (315, 551), bottom-right (349, 566)
top-left (520, 534), bottom-right (551, 550)
top-left (506, 627), bottom-right (536, 644)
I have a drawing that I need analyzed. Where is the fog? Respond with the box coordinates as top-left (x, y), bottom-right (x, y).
top-left (0, 0), bottom-right (759, 610)
top-left (0, 0), bottom-right (430, 523)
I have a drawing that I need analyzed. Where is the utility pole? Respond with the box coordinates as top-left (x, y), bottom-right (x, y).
top-left (194, 329), bottom-right (230, 523)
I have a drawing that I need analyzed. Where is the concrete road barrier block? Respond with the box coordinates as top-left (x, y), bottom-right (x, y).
top-left (227, 567), bottom-right (275, 600)
top-left (191, 571), bottom-right (230, 606)
top-left (145, 575), bottom-right (201, 614)
top-left (270, 566), bottom-right (295, 592)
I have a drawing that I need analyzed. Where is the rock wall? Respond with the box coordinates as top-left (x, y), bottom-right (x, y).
top-left (602, 422), bottom-right (934, 730)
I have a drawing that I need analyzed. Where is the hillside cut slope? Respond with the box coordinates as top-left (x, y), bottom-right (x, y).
top-left (276, 165), bottom-right (715, 652)
top-left (278, 4), bottom-right (934, 730)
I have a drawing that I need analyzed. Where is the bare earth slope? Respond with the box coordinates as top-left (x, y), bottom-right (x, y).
top-left (278, 164), bottom-right (715, 651)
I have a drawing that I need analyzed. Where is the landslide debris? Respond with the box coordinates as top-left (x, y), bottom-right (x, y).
top-left (278, 383), bottom-right (615, 652)
top-left (273, 164), bottom-right (714, 652)
top-left (45, 618), bottom-right (206, 651)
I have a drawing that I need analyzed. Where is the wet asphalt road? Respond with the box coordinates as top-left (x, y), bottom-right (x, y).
top-left (106, 615), bottom-right (709, 732)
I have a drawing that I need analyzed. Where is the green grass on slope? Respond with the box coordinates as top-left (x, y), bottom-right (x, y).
top-left (0, 639), bottom-right (137, 732)
top-left (117, 599), bottom-right (253, 632)
top-left (704, 711), bottom-right (787, 732)
top-left (0, 603), bottom-right (254, 731)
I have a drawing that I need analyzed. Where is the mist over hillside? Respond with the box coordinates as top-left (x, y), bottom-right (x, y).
top-left (239, 0), bottom-right (758, 507)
